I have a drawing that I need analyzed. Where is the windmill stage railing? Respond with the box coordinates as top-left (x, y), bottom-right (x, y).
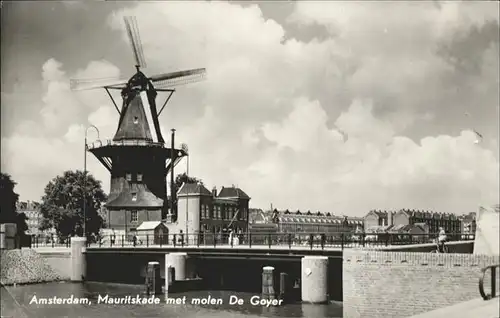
top-left (27, 232), bottom-right (475, 251)
top-left (86, 139), bottom-right (187, 153)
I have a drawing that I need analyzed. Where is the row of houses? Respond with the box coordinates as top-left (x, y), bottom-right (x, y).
top-left (364, 209), bottom-right (477, 237)
top-left (248, 208), bottom-right (364, 237)
top-left (16, 196), bottom-right (479, 241)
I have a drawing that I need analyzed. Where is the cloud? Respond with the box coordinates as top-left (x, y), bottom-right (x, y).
top-left (1, 1), bottom-right (498, 216)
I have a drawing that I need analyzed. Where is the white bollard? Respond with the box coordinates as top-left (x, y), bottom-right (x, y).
top-left (165, 252), bottom-right (187, 281)
top-left (71, 237), bottom-right (87, 281)
top-left (262, 266), bottom-right (275, 300)
top-left (301, 256), bottom-right (328, 304)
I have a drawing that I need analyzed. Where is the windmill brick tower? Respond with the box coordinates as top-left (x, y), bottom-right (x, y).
top-left (71, 16), bottom-right (206, 234)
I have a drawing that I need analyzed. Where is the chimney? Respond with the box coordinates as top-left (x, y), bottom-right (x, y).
top-left (388, 211), bottom-right (393, 226)
top-left (212, 186), bottom-right (217, 197)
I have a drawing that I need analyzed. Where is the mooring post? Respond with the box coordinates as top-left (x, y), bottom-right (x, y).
top-left (164, 265), bottom-right (175, 295)
top-left (145, 261), bottom-right (162, 295)
top-left (262, 266), bottom-right (275, 300)
top-left (301, 256), bottom-right (328, 304)
top-left (70, 237), bottom-right (87, 282)
top-left (165, 252), bottom-right (187, 280)
top-left (279, 272), bottom-right (289, 303)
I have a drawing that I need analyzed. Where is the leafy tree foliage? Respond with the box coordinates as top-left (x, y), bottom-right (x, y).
top-left (0, 173), bottom-right (20, 223)
top-left (174, 172), bottom-right (202, 192)
top-left (39, 170), bottom-right (107, 237)
top-left (0, 173), bottom-right (29, 237)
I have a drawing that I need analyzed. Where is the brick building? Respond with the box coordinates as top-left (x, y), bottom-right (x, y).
top-left (364, 210), bottom-right (395, 232)
top-left (195, 185), bottom-right (250, 235)
top-left (16, 201), bottom-right (42, 235)
top-left (364, 209), bottom-right (463, 236)
top-left (458, 212), bottom-right (477, 239)
top-left (393, 209), bottom-right (461, 235)
top-left (272, 209), bottom-right (363, 234)
top-left (106, 183), bottom-right (250, 237)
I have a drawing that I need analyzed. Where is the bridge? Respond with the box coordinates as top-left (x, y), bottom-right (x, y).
top-left (22, 232), bottom-right (498, 318)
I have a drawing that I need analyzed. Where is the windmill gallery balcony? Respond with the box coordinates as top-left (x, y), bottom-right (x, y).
top-left (86, 139), bottom-right (187, 173)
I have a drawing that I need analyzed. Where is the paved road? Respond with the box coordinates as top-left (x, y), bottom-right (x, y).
top-left (409, 297), bottom-right (500, 318)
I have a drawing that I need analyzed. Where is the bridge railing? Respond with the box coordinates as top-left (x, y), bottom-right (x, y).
top-left (29, 234), bottom-right (71, 248)
top-left (28, 232), bottom-right (475, 250)
top-left (479, 264), bottom-right (499, 300)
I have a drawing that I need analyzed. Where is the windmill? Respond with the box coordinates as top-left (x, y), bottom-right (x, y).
top-left (71, 16), bottom-right (206, 228)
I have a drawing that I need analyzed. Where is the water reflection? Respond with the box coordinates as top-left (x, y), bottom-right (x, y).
top-left (1, 282), bottom-right (342, 318)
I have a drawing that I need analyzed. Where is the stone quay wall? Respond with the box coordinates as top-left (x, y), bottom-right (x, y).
top-left (0, 249), bottom-right (67, 285)
top-left (343, 250), bottom-right (500, 318)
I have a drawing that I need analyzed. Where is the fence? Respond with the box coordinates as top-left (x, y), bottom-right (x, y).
top-left (28, 232), bottom-right (475, 250)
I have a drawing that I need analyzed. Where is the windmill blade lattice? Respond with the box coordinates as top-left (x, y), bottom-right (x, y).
top-left (154, 72), bottom-right (206, 89)
top-left (70, 77), bottom-right (128, 91)
top-left (149, 68), bottom-right (206, 82)
top-left (124, 16), bottom-right (147, 68)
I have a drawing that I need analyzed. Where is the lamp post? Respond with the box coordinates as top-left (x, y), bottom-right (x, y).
top-left (180, 143), bottom-right (190, 242)
top-left (186, 151), bottom-right (190, 238)
top-left (84, 125), bottom-right (100, 238)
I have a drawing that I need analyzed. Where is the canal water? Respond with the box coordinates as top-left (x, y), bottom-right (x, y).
top-left (1, 282), bottom-right (342, 318)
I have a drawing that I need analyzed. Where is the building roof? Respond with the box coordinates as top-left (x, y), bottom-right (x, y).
top-left (113, 91), bottom-right (164, 143)
top-left (367, 210), bottom-right (392, 218)
top-left (177, 182), bottom-right (212, 196)
top-left (396, 209), bottom-right (460, 220)
top-left (275, 212), bottom-right (363, 225)
top-left (106, 184), bottom-right (164, 208)
top-left (136, 221), bottom-right (165, 231)
top-left (365, 225), bottom-right (393, 233)
top-left (249, 208), bottom-right (268, 223)
top-left (218, 186), bottom-right (250, 199)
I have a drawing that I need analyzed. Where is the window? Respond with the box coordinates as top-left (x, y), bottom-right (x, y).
top-left (215, 206), bottom-right (221, 219)
top-left (201, 205), bottom-right (209, 219)
top-left (133, 116), bottom-right (139, 124)
top-left (131, 192), bottom-right (137, 202)
top-left (131, 211), bottom-right (138, 223)
top-left (126, 173), bottom-right (132, 181)
top-left (137, 173), bottom-right (143, 182)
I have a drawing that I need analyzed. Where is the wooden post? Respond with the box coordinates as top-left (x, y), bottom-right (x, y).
top-left (279, 272), bottom-right (289, 303)
top-left (146, 261), bottom-right (162, 295)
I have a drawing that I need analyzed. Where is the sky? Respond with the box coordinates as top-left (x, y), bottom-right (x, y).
top-left (1, 1), bottom-right (499, 217)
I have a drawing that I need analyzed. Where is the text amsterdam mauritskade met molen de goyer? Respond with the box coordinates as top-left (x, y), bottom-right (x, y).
top-left (29, 294), bottom-right (284, 307)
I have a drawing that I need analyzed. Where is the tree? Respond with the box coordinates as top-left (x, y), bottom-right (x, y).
top-left (174, 172), bottom-right (202, 193)
top-left (0, 173), bottom-right (29, 236)
top-left (39, 170), bottom-right (107, 238)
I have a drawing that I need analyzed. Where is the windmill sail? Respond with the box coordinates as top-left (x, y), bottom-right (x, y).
top-left (70, 77), bottom-right (128, 91)
top-left (124, 16), bottom-right (147, 68)
top-left (69, 16), bottom-right (207, 145)
top-left (149, 68), bottom-right (206, 82)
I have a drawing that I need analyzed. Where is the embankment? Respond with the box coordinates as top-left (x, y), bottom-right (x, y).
top-left (0, 249), bottom-right (65, 285)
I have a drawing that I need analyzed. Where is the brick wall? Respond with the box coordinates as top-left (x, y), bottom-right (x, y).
top-left (343, 250), bottom-right (500, 318)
